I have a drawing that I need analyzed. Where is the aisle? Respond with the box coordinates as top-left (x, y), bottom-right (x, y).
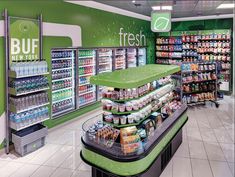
top-left (0, 96), bottom-right (233, 177)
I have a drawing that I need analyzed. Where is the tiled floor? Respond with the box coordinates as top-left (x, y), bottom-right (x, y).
top-left (0, 96), bottom-right (234, 177)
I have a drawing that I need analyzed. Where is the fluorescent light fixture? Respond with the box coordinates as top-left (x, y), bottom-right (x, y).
top-left (217, 3), bottom-right (235, 9)
top-left (161, 6), bottom-right (173, 10)
top-left (132, 0), bottom-right (135, 3)
top-left (152, 5), bottom-right (172, 11)
top-left (152, 6), bottom-right (161, 10)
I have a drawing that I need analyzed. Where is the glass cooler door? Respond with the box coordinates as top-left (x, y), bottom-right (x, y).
top-left (78, 49), bottom-right (97, 107)
top-left (114, 48), bottom-right (126, 70)
top-left (51, 49), bottom-right (76, 118)
top-left (138, 48), bottom-right (147, 66)
top-left (127, 48), bottom-right (137, 68)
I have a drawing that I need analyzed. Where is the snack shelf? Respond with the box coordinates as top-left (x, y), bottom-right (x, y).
top-left (9, 87), bottom-right (50, 96)
top-left (52, 67), bottom-right (72, 71)
top-left (90, 64), bottom-right (180, 89)
top-left (182, 69), bottom-right (215, 73)
top-left (103, 97), bottom-right (175, 128)
top-left (9, 102), bottom-right (50, 114)
top-left (198, 38), bottom-right (230, 41)
top-left (9, 71), bottom-right (49, 79)
top-left (52, 86), bottom-right (73, 93)
top-left (182, 79), bottom-right (216, 84)
top-left (186, 99), bottom-right (215, 106)
top-left (102, 82), bottom-right (172, 103)
top-left (10, 117), bottom-right (50, 131)
top-left (183, 90), bottom-right (215, 94)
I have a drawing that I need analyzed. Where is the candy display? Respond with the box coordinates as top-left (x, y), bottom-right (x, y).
top-left (51, 49), bottom-right (75, 117)
top-left (182, 92), bottom-right (216, 104)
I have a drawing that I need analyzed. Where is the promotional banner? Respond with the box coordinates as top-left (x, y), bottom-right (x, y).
top-left (9, 17), bottom-right (40, 62)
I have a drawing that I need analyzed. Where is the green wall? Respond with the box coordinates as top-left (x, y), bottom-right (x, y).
top-left (0, 1), bottom-right (155, 133)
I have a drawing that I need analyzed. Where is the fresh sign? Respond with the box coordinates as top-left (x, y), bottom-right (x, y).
top-left (9, 17), bottom-right (40, 62)
top-left (151, 11), bottom-right (171, 32)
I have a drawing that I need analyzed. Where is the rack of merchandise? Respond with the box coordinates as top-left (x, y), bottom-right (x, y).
top-left (181, 62), bottom-right (219, 107)
top-left (114, 48), bottom-right (126, 70)
top-left (78, 49), bottom-right (97, 107)
top-left (81, 64), bottom-right (188, 177)
top-left (51, 49), bottom-right (76, 118)
top-left (156, 29), bottom-right (232, 93)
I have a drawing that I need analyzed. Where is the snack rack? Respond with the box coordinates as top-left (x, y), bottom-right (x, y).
top-left (181, 61), bottom-right (219, 107)
top-left (81, 64), bottom-right (188, 177)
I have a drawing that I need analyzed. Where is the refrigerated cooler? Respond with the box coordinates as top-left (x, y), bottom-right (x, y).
top-left (51, 49), bottom-right (76, 118)
top-left (127, 48), bottom-right (137, 68)
top-left (78, 49), bottom-right (97, 107)
top-left (138, 48), bottom-right (147, 66)
top-left (114, 48), bottom-right (126, 70)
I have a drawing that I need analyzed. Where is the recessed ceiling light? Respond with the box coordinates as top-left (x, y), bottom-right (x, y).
top-left (152, 6), bottom-right (161, 10)
top-left (132, 0), bottom-right (136, 3)
top-left (161, 6), bottom-right (173, 10)
top-left (217, 3), bottom-right (235, 9)
top-left (152, 5), bottom-right (173, 10)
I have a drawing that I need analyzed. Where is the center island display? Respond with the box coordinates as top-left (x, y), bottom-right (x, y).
top-left (80, 64), bottom-right (188, 177)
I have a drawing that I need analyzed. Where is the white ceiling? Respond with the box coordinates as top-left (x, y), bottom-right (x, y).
top-left (94, 0), bottom-right (234, 18)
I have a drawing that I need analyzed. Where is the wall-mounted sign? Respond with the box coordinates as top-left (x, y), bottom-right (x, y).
top-left (151, 11), bottom-right (171, 32)
top-left (9, 17), bottom-right (40, 62)
top-left (119, 28), bottom-right (146, 46)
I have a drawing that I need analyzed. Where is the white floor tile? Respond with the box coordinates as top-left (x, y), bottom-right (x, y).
top-left (0, 161), bottom-right (24, 177)
top-left (10, 164), bottom-right (39, 177)
top-left (30, 165), bottom-right (56, 177)
top-left (189, 141), bottom-right (207, 160)
top-left (228, 163), bottom-right (234, 176)
top-left (199, 128), bottom-right (218, 143)
top-left (44, 145), bottom-right (74, 167)
top-left (72, 170), bottom-right (91, 177)
top-left (78, 161), bottom-right (91, 171)
top-left (60, 148), bottom-right (82, 170)
top-left (213, 128), bottom-right (233, 143)
top-left (160, 159), bottom-right (173, 177)
top-left (50, 168), bottom-right (74, 177)
top-left (191, 159), bottom-right (213, 177)
top-left (0, 160), bottom-right (9, 169)
top-left (204, 142), bottom-right (226, 161)
top-left (174, 141), bottom-right (190, 158)
top-left (172, 157), bottom-right (192, 177)
top-left (29, 144), bottom-right (62, 165)
top-left (220, 143), bottom-right (234, 163)
top-left (210, 160), bottom-right (233, 177)
top-left (187, 127), bottom-right (202, 142)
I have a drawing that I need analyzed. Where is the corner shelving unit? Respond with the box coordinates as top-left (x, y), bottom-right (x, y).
top-left (81, 64), bottom-right (188, 177)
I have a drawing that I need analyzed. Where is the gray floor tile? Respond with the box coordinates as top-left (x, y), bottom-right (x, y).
top-left (210, 160), bottom-right (233, 177)
top-left (191, 159), bottom-right (213, 177)
top-left (188, 141), bottom-right (207, 160)
top-left (172, 157), bottom-right (192, 177)
top-left (204, 142), bottom-right (226, 161)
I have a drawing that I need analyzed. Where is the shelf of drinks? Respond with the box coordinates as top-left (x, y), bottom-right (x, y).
top-left (9, 71), bottom-right (50, 79)
top-left (52, 67), bottom-right (72, 71)
top-left (52, 77), bottom-right (72, 82)
top-left (79, 99), bottom-right (96, 107)
top-left (79, 73), bottom-right (94, 77)
top-left (183, 90), bottom-right (215, 94)
top-left (182, 79), bottom-right (216, 84)
top-left (52, 96), bottom-right (74, 104)
top-left (52, 87), bottom-right (73, 93)
top-left (79, 64), bottom-right (95, 68)
top-left (10, 117), bottom-right (50, 131)
top-left (99, 62), bottom-right (111, 65)
top-left (78, 56), bottom-right (94, 59)
top-left (9, 87), bottom-right (50, 96)
top-left (79, 82), bottom-right (91, 86)
top-left (102, 82), bottom-right (172, 103)
top-left (9, 102), bottom-right (50, 114)
top-left (53, 107), bottom-right (75, 117)
top-left (52, 57), bottom-right (73, 61)
top-left (98, 55), bottom-right (112, 57)
top-left (103, 97), bottom-right (175, 128)
top-left (79, 90), bottom-right (95, 96)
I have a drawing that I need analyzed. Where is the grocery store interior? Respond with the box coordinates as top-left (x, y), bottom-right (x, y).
top-left (0, 1), bottom-right (234, 177)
